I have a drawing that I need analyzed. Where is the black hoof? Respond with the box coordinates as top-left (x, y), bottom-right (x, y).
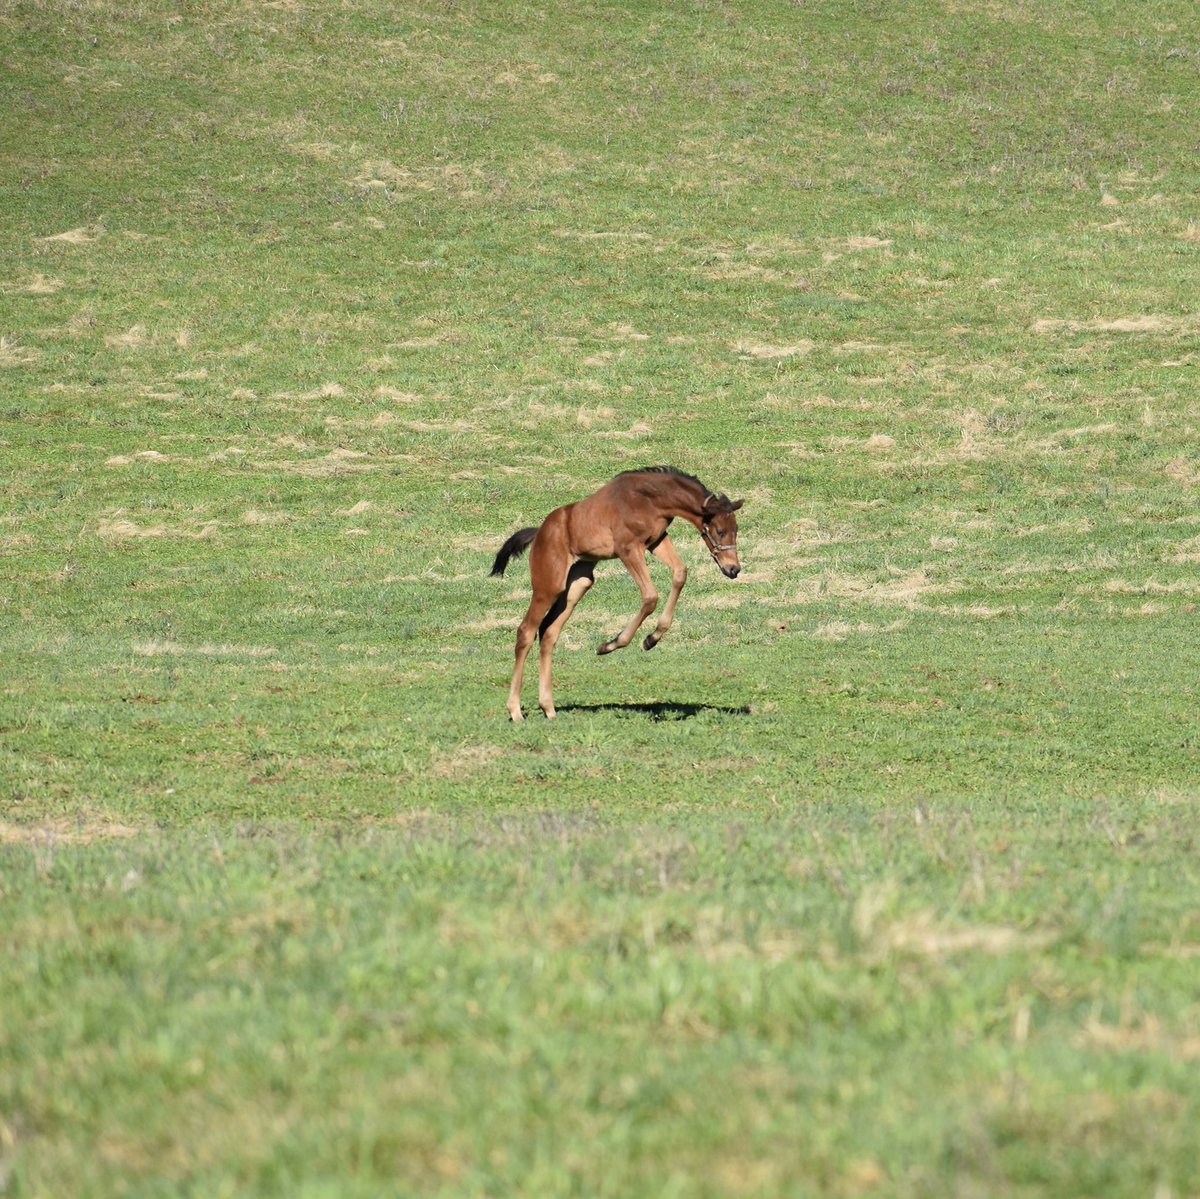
top-left (643, 634), bottom-right (658, 651)
top-left (597, 639), bottom-right (618, 655)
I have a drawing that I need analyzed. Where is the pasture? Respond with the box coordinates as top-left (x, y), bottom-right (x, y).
top-left (3, 0), bottom-right (1200, 1193)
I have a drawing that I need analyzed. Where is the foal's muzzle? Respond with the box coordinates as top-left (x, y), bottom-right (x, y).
top-left (722, 564), bottom-right (740, 579)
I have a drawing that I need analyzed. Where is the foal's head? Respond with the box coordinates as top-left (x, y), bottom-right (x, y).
top-left (700, 495), bottom-right (744, 579)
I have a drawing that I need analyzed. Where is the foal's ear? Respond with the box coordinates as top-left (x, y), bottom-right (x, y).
top-left (730, 499), bottom-right (744, 512)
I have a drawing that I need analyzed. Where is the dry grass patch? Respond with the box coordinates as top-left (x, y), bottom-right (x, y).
top-left (1164, 457), bottom-right (1200, 489)
top-left (460, 612), bottom-right (519, 633)
top-left (255, 449), bottom-right (377, 477)
top-left (811, 619), bottom-right (909, 641)
top-left (1079, 1016), bottom-right (1200, 1062)
top-left (351, 159), bottom-right (494, 199)
top-left (700, 259), bottom-right (793, 283)
top-left (105, 450), bottom-right (176, 467)
top-left (104, 325), bottom-right (153, 350)
top-left (430, 744), bottom-right (506, 779)
top-left (271, 381), bottom-right (346, 400)
top-left (783, 519), bottom-right (843, 548)
top-left (822, 235), bottom-right (893, 262)
top-left (575, 405), bottom-right (621, 429)
top-left (374, 386), bottom-right (421, 403)
top-left (791, 569), bottom-right (958, 610)
top-left (241, 509), bottom-right (289, 525)
top-left (591, 419), bottom-right (654, 440)
top-left (131, 640), bottom-right (277, 658)
top-left (1101, 577), bottom-right (1198, 596)
top-left (608, 323), bottom-right (650, 341)
top-left (34, 224), bottom-right (104, 245)
top-left (733, 340), bottom-right (815, 359)
top-left (0, 337), bottom-right (42, 367)
top-left (690, 591), bottom-right (745, 610)
top-left (1033, 314), bottom-right (1194, 335)
top-left (556, 229), bottom-right (653, 243)
top-left (1161, 536), bottom-right (1200, 564)
top-left (96, 516), bottom-right (220, 540)
top-left (4, 273), bottom-right (64, 294)
top-left (875, 911), bottom-right (1055, 958)
top-left (0, 817), bottom-right (142, 845)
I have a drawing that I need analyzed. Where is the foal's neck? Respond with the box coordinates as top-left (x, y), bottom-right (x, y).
top-left (663, 474), bottom-right (712, 524)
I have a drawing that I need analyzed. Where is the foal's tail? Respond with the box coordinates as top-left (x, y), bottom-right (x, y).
top-left (489, 526), bottom-right (539, 577)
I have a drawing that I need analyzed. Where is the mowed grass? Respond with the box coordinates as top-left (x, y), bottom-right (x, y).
top-left (3, 0), bottom-right (1200, 1194)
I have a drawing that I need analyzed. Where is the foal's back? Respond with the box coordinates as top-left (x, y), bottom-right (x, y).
top-left (560, 471), bottom-right (672, 561)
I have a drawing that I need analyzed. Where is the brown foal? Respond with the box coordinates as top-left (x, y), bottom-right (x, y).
top-left (490, 467), bottom-right (744, 720)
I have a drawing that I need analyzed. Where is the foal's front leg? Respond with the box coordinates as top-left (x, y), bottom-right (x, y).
top-left (642, 535), bottom-right (688, 651)
top-left (598, 548), bottom-right (659, 655)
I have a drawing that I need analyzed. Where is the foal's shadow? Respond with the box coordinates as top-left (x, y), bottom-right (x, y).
top-left (554, 701), bottom-right (752, 722)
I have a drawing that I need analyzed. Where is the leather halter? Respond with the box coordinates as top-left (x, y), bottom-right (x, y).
top-left (700, 521), bottom-right (736, 562)
top-left (699, 491), bottom-right (737, 563)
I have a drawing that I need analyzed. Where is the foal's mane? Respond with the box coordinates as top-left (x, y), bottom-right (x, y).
top-left (618, 465), bottom-right (732, 508)
top-left (618, 465), bottom-right (710, 494)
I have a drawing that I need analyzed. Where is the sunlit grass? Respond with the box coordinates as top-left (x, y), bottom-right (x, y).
top-left (3, 0), bottom-right (1200, 1194)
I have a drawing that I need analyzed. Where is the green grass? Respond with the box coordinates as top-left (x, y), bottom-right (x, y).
top-left (3, 0), bottom-right (1200, 1194)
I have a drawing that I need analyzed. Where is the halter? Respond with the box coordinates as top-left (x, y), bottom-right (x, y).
top-left (698, 489), bottom-right (738, 565)
top-left (700, 520), bottom-right (737, 560)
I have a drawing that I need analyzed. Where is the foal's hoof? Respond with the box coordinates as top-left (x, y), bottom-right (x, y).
top-left (597, 638), bottom-right (619, 655)
top-left (643, 634), bottom-right (659, 651)
top-left (508, 708), bottom-right (525, 722)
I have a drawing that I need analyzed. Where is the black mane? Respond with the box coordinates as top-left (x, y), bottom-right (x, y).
top-left (618, 465), bottom-right (710, 495)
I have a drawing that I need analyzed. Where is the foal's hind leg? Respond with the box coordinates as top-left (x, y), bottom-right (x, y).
top-left (506, 521), bottom-right (569, 721)
top-left (508, 586), bottom-right (560, 720)
top-left (598, 547), bottom-right (659, 655)
top-left (537, 560), bottom-right (594, 719)
top-left (642, 535), bottom-right (688, 651)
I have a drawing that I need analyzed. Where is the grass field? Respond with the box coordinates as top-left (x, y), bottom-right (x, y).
top-left (4, 0), bottom-right (1200, 1194)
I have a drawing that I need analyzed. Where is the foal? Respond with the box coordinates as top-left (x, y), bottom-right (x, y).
top-left (490, 467), bottom-right (744, 720)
